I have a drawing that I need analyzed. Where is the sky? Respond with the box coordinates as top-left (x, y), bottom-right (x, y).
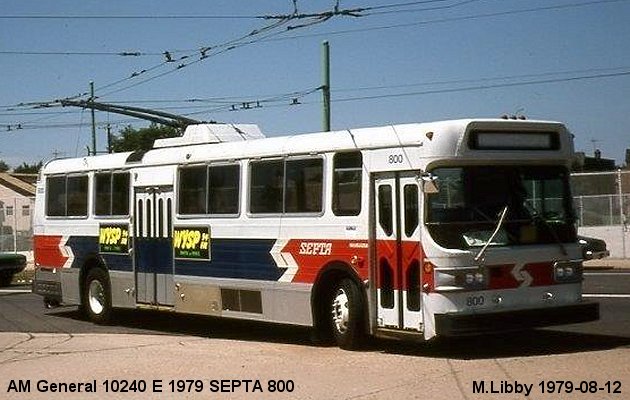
top-left (1, 0), bottom-right (630, 167)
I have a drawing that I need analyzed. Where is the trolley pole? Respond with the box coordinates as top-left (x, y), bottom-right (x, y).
top-left (90, 81), bottom-right (97, 156)
top-left (322, 41), bottom-right (331, 132)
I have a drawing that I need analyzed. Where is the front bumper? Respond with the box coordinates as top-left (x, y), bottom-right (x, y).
top-left (435, 302), bottom-right (599, 336)
top-left (32, 268), bottom-right (62, 304)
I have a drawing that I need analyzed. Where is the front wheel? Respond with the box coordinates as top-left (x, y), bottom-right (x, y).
top-left (330, 278), bottom-right (365, 350)
top-left (82, 268), bottom-right (112, 324)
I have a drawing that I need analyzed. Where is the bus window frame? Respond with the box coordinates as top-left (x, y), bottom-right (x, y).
top-left (176, 161), bottom-right (243, 219)
top-left (45, 173), bottom-right (90, 220)
top-left (93, 170), bottom-right (131, 219)
top-left (332, 151), bottom-right (363, 217)
top-left (247, 155), bottom-right (326, 218)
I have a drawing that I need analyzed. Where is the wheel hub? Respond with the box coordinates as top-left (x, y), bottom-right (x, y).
top-left (331, 288), bottom-right (349, 334)
top-left (88, 280), bottom-right (105, 315)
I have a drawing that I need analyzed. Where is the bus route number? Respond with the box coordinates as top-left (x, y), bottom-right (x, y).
top-left (388, 154), bottom-right (404, 164)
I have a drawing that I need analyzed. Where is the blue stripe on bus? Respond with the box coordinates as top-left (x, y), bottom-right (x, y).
top-left (136, 237), bottom-right (173, 274)
top-left (101, 254), bottom-right (133, 272)
top-left (175, 238), bottom-right (283, 281)
top-left (66, 236), bottom-right (98, 269)
top-left (66, 236), bottom-right (284, 281)
top-left (66, 236), bottom-right (133, 272)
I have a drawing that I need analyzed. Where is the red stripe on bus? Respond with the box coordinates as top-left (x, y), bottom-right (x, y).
top-left (375, 239), bottom-right (425, 291)
top-left (34, 235), bottom-right (67, 269)
top-left (488, 262), bottom-right (554, 289)
top-left (280, 239), bottom-right (370, 284)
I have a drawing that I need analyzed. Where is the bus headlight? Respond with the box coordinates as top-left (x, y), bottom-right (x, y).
top-left (553, 260), bottom-right (582, 283)
top-left (435, 268), bottom-right (487, 291)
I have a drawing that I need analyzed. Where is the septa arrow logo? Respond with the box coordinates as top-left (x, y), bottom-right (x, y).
top-left (511, 263), bottom-right (533, 287)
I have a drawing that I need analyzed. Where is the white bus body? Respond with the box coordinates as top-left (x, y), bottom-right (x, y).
top-left (32, 119), bottom-right (598, 347)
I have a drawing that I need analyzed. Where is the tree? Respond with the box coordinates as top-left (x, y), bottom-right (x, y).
top-left (111, 123), bottom-right (181, 152)
top-left (13, 161), bottom-right (43, 174)
top-left (0, 160), bottom-right (9, 173)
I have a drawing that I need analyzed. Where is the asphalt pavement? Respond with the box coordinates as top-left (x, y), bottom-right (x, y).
top-left (0, 270), bottom-right (628, 400)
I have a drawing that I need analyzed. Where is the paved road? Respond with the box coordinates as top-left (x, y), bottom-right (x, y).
top-left (2, 270), bottom-right (629, 339)
top-left (0, 271), bottom-right (628, 399)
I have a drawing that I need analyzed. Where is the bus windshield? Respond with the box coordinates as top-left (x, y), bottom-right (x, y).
top-left (425, 165), bottom-right (576, 250)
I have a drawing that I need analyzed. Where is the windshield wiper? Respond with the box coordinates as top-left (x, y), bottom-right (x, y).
top-left (524, 205), bottom-right (568, 256)
top-left (474, 205), bottom-right (509, 263)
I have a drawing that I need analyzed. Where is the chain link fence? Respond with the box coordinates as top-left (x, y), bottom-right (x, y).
top-left (0, 197), bottom-right (34, 252)
top-left (572, 170), bottom-right (630, 259)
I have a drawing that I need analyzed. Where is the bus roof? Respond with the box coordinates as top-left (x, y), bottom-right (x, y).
top-left (41, 118), bottom-right (570, 175)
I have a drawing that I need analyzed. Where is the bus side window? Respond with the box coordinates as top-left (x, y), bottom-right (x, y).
top-left (332, 152), bottom-right (362, 216)
top-left (94, 172), bottom-right (130, 216)
top-left (250, 160), bottom-right (284, 214)
top-left (285, 158), bottom-right (323, 213)
top-left (208, 164), bottom-right (240, 215)
top-left (94, 173), bottom-right (112, 215)
top-left (46, 176), bottom-right (67, 216)
top-left (112, 173), bottom-right (130, 216)
top-left (66, 176), bottom-right (88, 216)
top-left (46, 175), bottom-right (88, 217)
top-left (250, 158), bottom-right (323, 214)
top-left (178, 166), bottom-right (207, 215)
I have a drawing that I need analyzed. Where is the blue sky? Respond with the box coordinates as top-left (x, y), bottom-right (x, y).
top-left (1, 0), bottom-right (630, 166)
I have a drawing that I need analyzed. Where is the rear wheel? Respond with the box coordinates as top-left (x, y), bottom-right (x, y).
top-left (82, 268), bottom-right (112, 324)
top-left (0, 272), bottom-right (13, 287)
top-left (330, 278), bottom-right (365, 350)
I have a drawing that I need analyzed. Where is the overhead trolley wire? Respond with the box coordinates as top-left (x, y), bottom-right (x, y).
top-left (4, 69), bottom-right (630, 133)
top-left (259, 0), bottom-right (630, 42)
top-left (329, 70), bottom-right (630, 103)
top-left (3, 0), bottom-right (629, 120)
top-left (360, 0), bottom-right (483, 15)
top-left (89, 1), bottom-right (362, 99)
top-left (0, 1), bottom-right (481, 57)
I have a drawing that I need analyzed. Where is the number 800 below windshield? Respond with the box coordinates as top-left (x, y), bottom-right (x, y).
top-left (426, 166), bottom-right (576, 250)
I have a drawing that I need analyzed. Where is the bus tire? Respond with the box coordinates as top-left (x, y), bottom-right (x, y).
top-left (0, 272), bottom-right (13, 287)
top-left (330, 278), bottom-right (365, 350)
top-left (82, 268), bottom-right (112, 324)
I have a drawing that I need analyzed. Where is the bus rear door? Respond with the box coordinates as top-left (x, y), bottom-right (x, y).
top-left (134, 186), bottom-right (174, 306)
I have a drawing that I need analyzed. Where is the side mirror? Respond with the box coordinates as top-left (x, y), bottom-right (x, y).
top-left (421, 174), bottom-right (439, 194)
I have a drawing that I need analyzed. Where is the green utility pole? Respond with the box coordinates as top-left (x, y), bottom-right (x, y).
top-left (89, 81), bottom-right (97, 156)
top-left (106, 124), bottom-right (112, 154)
top-left (322, 41), bottom-right (331, 132)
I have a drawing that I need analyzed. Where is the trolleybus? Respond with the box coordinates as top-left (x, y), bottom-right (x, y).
top-left (32, 119), bottom-right (599, 348)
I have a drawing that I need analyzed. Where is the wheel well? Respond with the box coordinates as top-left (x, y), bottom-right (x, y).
top-left (311, 262), bottom-right (368, 336)
top-left (79, 256), bottom-right (108, 302)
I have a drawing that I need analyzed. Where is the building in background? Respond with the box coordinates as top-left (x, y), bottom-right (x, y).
top-left (573, 149), bottom-right (617, 172)
top-left (0, 172), bottom-right (36, 252)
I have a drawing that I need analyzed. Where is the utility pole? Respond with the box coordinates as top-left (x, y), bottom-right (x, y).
top-left (321, 41), bottom-right (331, 132)
top-left (106, 124), bottom-right (112, 154)
top-left (89, 81), bottom-right (97, 156)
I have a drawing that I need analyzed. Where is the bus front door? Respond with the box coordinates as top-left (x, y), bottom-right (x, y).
top-left (373, 173), bottom-right (423, 332)
top-left (134, 186), bottom-right (174, 306)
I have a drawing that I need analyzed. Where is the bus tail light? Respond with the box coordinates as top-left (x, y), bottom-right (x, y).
top-left (423, 261), bottom-right (433, 274)
top-left (422, 261), bottom-right (435, 292)
top-left (350, 255), bottom-right (365, 268)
